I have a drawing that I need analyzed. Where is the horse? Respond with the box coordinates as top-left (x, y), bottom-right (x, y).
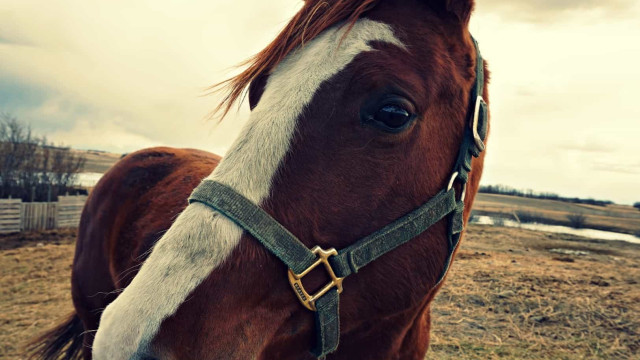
top-left (29, 0), bottom-right (489, 359)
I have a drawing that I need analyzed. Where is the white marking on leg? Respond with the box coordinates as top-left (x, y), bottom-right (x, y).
top-left (92, 19), bottom-right (404, 360)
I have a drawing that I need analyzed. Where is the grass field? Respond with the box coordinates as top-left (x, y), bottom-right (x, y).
top-left (1, 225), bottom-right (638, 359)
top-left (71, 149), bottom-right (121, 174)
top-left (430, 226), bottom-right (639, 359)
top-left (0, 230), bottom-right (76, 360)
top-left (474, 193), bottom-right (640, 236)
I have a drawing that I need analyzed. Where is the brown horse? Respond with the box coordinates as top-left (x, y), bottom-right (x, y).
top-left (29, 0), bottom-right (489, 359)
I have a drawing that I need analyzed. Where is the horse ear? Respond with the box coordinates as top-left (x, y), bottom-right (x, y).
top-left (429, 0), bottom-right (475, 24)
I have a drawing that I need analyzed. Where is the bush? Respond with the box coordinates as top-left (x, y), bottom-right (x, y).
top-left (634, 202), bottom-right (640, 211)
top-left (567, 213), bottom-right (587, 229)
top-left (514, 210), bottom-right (545, 224)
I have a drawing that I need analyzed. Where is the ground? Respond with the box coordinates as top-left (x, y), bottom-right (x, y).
top-left (0, 230), bottom-right (76, 360)
top-left (429, 226), bottom-right (639, 359)
top-left (0, 226), bottom-right (638, 359)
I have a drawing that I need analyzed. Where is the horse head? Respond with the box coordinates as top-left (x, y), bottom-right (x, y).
top-left (93, 0), bottom-right (488, 358)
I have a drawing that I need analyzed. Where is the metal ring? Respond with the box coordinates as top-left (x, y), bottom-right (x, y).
top-left (447, 172), bottom-right (459, 191)
top-left (472, 96), bottom-right (486, 152)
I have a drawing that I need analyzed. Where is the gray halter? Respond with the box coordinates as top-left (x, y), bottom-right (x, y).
top-left (189, 36), bottom-right (488, 359)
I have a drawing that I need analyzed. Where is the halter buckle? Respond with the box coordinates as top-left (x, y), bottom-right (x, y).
top-left (288, 246), bottom-right (344, 311)
top-left (472, 96), bottom-right (486, 152)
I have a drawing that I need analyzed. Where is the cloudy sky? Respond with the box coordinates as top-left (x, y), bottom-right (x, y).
top-left (1, 0), bottom-right (639, 204)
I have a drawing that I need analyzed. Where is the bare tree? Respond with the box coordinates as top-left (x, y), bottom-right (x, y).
top-left (0, 113), bottom-right (87, 201)
top-left (0, 113), bottom-right (40, 198)
top-left (51, 145), bottom-right (86, 192)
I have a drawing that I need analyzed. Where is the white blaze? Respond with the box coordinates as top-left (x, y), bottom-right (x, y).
top-left (92, 19), bottom-right (403, 359)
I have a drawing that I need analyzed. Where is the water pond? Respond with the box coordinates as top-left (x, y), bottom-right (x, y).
top-left (471, 215), bottom-right (640, 245)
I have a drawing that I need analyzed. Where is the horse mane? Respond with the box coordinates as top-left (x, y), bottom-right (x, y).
top-left (209, 0), bottom-right (379, 119)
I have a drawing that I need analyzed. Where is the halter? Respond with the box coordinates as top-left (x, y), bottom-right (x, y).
top-left (189, 36), bottom-right (488, 359)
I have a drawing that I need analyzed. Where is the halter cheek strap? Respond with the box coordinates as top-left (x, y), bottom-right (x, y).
top-left (189, 36), bottom-right (487, 359)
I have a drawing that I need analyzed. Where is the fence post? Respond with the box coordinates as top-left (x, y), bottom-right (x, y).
top-left (20, 202), bottom-right (25, 231)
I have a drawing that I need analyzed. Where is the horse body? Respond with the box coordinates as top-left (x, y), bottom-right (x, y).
top-left (71, 148), bottom-right (220, 345)
top-left (30, 1), bottom-right (488, 359)
top-left (68, 145), bottom-right (446, 360)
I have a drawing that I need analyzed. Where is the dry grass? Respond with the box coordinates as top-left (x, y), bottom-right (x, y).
top-left (430, 226), bottom-right (640, 359)
top-left (0, 226), bottom-right (638, 359)
top-left (0, 230), bottom-right (76, 359)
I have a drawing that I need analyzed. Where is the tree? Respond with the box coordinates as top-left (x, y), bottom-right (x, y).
top-left (0, 113), bottom-right (86, 201)
top-left (567, 213), bottom-right (586, 229)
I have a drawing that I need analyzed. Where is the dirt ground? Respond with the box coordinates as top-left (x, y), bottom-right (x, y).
top-left (430, 226), bottom-right (639, 359)
top-left (0, 226), bottom-right (638, 359)
top-left (0, 230), bottom-right (76, 360)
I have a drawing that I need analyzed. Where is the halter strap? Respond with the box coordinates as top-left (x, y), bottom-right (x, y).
top-left (189, 180), bottom-right (461, 357)
top-left (188, 180), bottom-right (318, 274)
top-left (328, 189), bottom-right (457, 278)
top-left (188, 35), bottom-right (487, 359)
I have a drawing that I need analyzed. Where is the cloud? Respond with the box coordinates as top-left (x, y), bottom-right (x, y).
top-left (48, 118), bottom-right (157, 153)
top-left (0, 77), bottom-right (50, 112)
top-left (591, 162), bottom-right (640, 175)
top-left (557, 141), bottom-right (616, 154)
top-left (0, 36), bottom-right (26, 46)
top-left (1, 0), bottom-right (639, 205)
top-left (471, 10), bottom-right (640, 204)
top-left (0, 0), bottom-right (302, 153)
top-left (478, 0), bottom-right (640, 23)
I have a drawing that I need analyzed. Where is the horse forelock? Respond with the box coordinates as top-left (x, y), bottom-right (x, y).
top-left (210, 0), bottom-right (380, 120)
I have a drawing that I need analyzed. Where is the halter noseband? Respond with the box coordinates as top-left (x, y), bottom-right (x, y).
top-left (189, 36), bottom-right (488, 359)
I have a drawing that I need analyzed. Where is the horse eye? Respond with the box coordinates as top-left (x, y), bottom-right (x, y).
top-left (360, 94), bottom-right (417, 133)
top-left (374, 105), bottom-right (413, 129)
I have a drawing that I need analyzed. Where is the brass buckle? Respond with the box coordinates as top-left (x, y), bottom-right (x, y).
top-left (288, 246), bottom-right (344, 311)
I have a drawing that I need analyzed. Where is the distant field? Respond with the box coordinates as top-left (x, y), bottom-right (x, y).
top-left (69, 146), bottom-right (640, 235)
top-left (72, 149), bottom-right (122, 173)
top-left (70, 148), bottom-right (640, 238)
top-left (473, 193), bottom-right (640, 235)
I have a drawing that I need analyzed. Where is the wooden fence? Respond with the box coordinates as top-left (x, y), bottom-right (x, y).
top-left (0, 195), bottom-right (87, 234)
top-left (0, 199), bottom-right (22, 234)
top-left (58, 196), bottom-right (87, 228)
top-left (22, 202), bottom-right (57, 231)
